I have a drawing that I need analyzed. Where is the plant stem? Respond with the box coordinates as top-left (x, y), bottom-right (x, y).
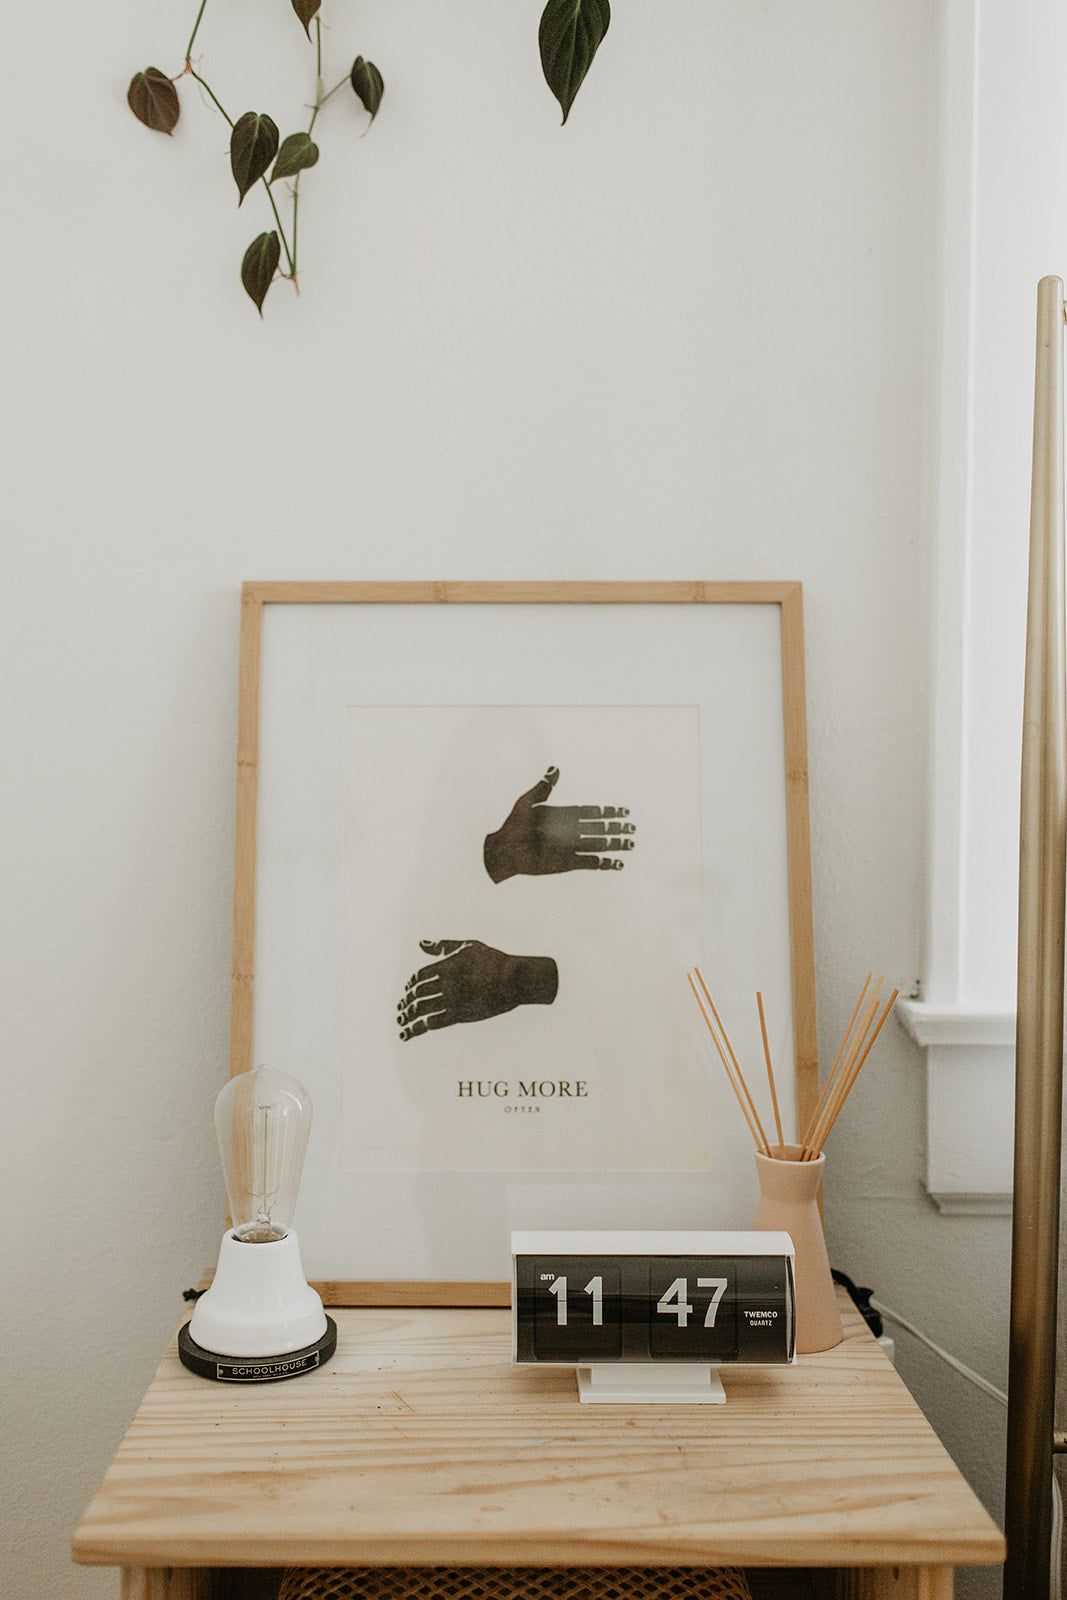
top-left (188, 67), bottom-right (297, 282)
top-left (185, 0), bottom-right (210, 65)
top-left (187, 66), bottom-right (233, 126)
top-left (312, 76), bottom-right (350, 123)
top-left (292, 16), bottom-right (327, 282)
top-left (264, 184), bottom-right (297, 278)
top-left (291, 192), bottom-right (300, 283)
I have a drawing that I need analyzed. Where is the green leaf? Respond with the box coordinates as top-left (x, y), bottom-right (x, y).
top-left (271, 132), bottom-right (320, 183)
top-left (127, 68), bottom-right (180, 135)
top-left (349, 58), bottom-right (384, 123)
top-left (230, 112), bottom-right (280, 205)
top-left (538, 0), bottom-right (610, 124)
top-left (241, 232), bottom-right (281, 315)
top-left (291, 0), bottom-right (320, 39)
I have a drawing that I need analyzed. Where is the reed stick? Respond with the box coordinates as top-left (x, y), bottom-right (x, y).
top-left (801, 975), bottom-right (882, 1156)
top-left (693, 967), bottom-right (772, 1154)
top-left (756, 991), bottom-right (785, 1152)
top-left (803, 989), bottom-right (881, 1159)
top-left (806, 979), bottom-right (883, 1158)
top-left (687, 972), bottom-right (767, 1152)
top-left (800, 972), bottom-right (872, 1153)
top-left (809, 989), bottom-right (898, 1155)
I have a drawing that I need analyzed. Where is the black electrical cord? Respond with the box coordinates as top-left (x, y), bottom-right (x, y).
top-left (831, 1268), bottom-right (884, 1338)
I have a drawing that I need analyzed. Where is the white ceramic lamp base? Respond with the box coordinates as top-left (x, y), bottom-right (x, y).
top-left (189, 1228), bottom-right (328, 1358)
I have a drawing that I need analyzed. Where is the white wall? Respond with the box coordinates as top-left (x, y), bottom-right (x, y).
top-left (1, 3), bottom-right (1007, 1599)
top-left (961, 0), bottom-right (1067, 1009)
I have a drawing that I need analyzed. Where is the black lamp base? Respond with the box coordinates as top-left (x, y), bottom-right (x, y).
top-left (178, 1315), bottom-right (337, 1382)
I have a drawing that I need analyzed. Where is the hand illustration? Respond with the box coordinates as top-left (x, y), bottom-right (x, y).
top-left (483, 766), bottom-right (635, 883)
top-left (397, 939), bottom-right (559, 1041)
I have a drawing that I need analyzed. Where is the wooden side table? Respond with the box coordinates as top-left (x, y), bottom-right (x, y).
top-left (73, 1294), bottom-right (1004, 1600)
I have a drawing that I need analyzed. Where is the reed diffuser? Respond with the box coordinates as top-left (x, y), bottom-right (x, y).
top-left (686, 968), bottom-right (898, 1161)
top-left (687, 967), bottom-right (898, 1351)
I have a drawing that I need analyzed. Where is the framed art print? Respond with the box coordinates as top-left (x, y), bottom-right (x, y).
top-left (229, 582), bottom-right (817, 1304)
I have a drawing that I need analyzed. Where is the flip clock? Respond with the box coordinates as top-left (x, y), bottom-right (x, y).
top-left (511, 1229), bottom-right (796, 1403)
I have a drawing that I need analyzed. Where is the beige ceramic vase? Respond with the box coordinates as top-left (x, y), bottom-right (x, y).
top-left (753, 1142), bottom-right (843, 1354)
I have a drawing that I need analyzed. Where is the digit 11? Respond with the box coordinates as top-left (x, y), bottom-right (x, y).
top-left (547, 1274), bottom-right (604, 1327)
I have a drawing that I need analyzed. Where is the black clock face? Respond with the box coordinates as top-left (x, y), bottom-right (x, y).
top-left (514, 1252), bottom-right (792, 1364)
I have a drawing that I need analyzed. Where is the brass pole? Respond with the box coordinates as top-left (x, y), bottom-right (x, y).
top-left (1004, 275), bottom-right (1067, 1600)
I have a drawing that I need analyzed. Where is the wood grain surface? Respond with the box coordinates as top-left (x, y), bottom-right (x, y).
top-left (73, 1296), bottom-right (1003, 1576)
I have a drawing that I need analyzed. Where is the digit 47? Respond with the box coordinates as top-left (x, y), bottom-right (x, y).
top-left (656, 1277), bottom-right (728, 1328)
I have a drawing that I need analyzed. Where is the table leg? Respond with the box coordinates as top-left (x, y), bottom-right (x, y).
top-left (813, 1568), bottom-right (953, 1599)
top-left (120, 1569), bottom-right (217, 1600)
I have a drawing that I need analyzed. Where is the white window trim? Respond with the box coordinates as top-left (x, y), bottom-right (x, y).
top-left (906, 0), bottom-right (1047, 1217)
top-left (897, 1001), bottom-right (1013, 1213)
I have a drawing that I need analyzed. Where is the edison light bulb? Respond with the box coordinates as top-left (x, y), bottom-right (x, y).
top-left (216, 1065), bottom-right (311, 1242)
top-left (180, 1066), bottom-right (336, 1381)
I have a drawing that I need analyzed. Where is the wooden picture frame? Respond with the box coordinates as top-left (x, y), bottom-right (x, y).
top-left (230, 581), bottom-right (817, 1305)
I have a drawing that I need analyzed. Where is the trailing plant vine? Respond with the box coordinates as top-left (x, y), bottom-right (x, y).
top-left (127, 0), bottom-right (611, 315)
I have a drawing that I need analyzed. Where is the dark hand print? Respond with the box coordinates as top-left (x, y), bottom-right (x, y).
top-left (397, 939), bottom-right (559, 1041)
top-left (483, 766), bottom-right (635, 883)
